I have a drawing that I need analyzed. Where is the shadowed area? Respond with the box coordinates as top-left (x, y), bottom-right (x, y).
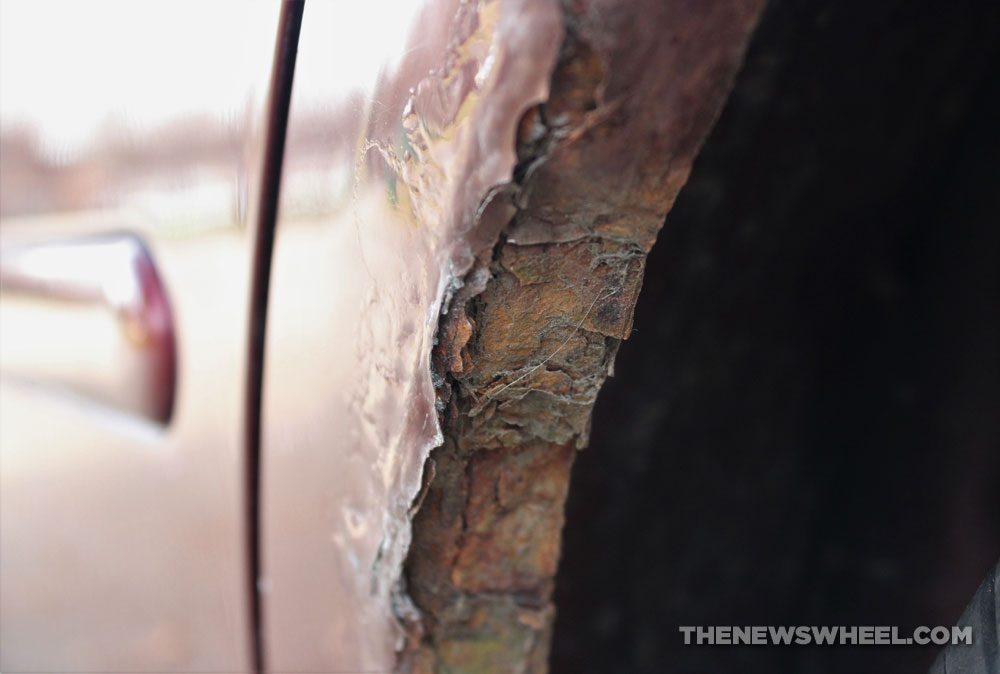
top-left (552, 1), bottom-right (1000, 673)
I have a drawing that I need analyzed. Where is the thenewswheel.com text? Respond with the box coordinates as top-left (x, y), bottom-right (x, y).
top-left (679, 625), bottom-right (971, 646)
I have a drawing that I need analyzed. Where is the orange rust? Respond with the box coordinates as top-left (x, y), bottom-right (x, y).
top-left (401, 1), bottom-right (765, 672)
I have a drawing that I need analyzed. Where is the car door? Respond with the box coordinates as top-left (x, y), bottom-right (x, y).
top-left (0, 3), bottom-right (283, 670)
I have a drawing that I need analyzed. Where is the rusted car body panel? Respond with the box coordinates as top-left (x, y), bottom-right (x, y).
top-left (0, 1), bottom-right (797, 672)
top-left (262, 0), bottom-right (562, 668)
top-left (263, 0), bottom-right (762, 671)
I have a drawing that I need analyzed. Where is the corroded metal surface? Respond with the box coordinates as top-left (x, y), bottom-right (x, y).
top-left (263, 0), bottom-right (760, 670)
top-left (403, 1), bottom-right (765, 671)
top-left (262, 0), bottom-right (562, 669)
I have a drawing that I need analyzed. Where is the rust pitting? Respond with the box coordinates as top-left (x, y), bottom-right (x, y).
top-left (399, 1), bottom-right (764, 671)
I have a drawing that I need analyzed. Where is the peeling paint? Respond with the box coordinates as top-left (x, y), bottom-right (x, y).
top-left (400, 1), bottom-right (765, 671)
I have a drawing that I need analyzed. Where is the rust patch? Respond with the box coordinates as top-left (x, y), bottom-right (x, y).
top-left (401, 1), bottom-right (765, 672)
